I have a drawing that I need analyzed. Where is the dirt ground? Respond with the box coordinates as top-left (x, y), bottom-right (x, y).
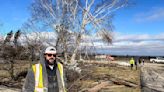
top-left (0, 60), bottom-right (141, 92)
top-left (67, 61), bottom-right (141, 92)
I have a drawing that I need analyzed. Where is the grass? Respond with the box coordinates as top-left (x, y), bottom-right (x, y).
top-left (0, 70), bottom-right (10, 77)
top-left (0, 61), bottom-right (30, 78)
top-left (77, 62), bottom-right (141, 92)
top-left (0, 60), bottom-right (141, 92)
top-left (92, 65), bottom-right (140, 84)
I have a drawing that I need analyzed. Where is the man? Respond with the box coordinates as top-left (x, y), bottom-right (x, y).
top-left (134, 58), bottom-right (138, 70)
top-left (22, 46), bottom-right (66, 92)
top-left (129, 57), bottom-right (134, 70)
top-left (139, 58), bottom-right (141, 65)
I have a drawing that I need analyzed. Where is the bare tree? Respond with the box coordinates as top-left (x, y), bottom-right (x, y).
top-left (26, 0), bottom-right (128, 63)
top-left (13, 30), bottom-right (21, 47)
top-left (0, 35), bottom-right (4, 58)
top-left (1, 31), bottom-right (24, 80)
top-left (21, 33), bottom-right (44, 62)
top-left (4, 30), bottom-right (13, 45)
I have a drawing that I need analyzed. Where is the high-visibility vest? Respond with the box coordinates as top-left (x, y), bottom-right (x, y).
top-left (130, 59), bottom-right (134, 64)
top-left (32, 63), bottom-right (66, 92)
top-left (57, 62), bottom-right (66, 92)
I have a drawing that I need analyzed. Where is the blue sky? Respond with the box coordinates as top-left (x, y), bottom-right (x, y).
top-left (0, 0), bottom-right (163, 35)
top-left (0, 0), bottom-right (32, 35)
top-left (114, 0), bottom-right (164, 35)
top-left (108, 0), bottom-right (164, 56)
top-left (0, 0), bottom-right (164, 56)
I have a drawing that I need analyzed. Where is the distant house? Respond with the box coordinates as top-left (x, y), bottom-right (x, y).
top-left (106, 55), bottom-right (115, 61)
top-left (95, 55), bottom-right (106, 60)
top-left (95, 55), bottom-right (114, 61)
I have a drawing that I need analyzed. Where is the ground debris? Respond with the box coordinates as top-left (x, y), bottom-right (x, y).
top-left (109, 76), bottom-right (138, 88)
top-left (87, 81), bottom-right (111, 92)
top-left (0, 61), bottom-right (140, 92)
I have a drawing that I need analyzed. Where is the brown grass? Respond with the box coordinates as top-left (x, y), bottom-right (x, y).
top-left (0, 60), bottom-right (141, 92)
top-left (76, 62), bottom-right (141, 92)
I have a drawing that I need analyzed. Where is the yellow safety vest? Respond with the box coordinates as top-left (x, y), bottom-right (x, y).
top-left (130, 59), bottom-right (134, 65)
top-left (32, 63), bottom-right (66, 92)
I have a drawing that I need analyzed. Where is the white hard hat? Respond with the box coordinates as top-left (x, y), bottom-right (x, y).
top-left (44, 46), bottom-right (56, 54)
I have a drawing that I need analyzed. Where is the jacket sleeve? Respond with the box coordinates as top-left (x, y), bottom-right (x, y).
top-left (22, 68), bottom-right (35, 92)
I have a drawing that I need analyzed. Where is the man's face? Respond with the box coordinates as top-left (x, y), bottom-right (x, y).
top-left (44, 53), bottom-right (56, 65)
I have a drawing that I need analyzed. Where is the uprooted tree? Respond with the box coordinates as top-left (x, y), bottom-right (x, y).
top-left (23, 0), bottom-right (128, 64)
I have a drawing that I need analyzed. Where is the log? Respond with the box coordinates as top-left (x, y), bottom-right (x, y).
top-left (87, 81), bottom-right (110, 92)
top-left (109, 77), bottom-right (138, 88)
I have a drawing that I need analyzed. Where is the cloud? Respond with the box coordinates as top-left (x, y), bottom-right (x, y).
top-left (108, 33), bottom-right (164, 56)
top-left (135, 8), bottom-right (164, 22)
top-left (81, 32), bottom-right (164, 56)
top-left (9, 31), bottom-right (164, 56)
top-left (83, 33), bottom-right (164, 47)
top-left (112, 33), bottom-right (164, 48)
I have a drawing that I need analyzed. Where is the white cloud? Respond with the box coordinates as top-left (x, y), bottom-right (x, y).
top-left (113, 33), bottom-right (164, 47)
top-left (135, 8), bottom-right (164, 22)
top-left (114, 33), bottom-right (164, 42)
top-left (81, 32), bottom-right (164, 56)
top-left (5, 31), bottom-right (164, 56)
top-left (109, 33), bottom-right (164, 56)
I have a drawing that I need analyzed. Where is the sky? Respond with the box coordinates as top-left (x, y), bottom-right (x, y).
top-left (109, 0), bottom-right (164, 56)
top-left (0, 0), bottom-right (164, 56)
top-left (0, 0), bottom-right (32, 35)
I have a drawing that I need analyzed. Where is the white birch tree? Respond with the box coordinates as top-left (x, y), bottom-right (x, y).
top-left (26, 0), bottom-right (128, 63)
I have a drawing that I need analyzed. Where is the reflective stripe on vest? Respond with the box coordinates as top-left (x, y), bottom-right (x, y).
top-left (32, 64), bottom-right (44, 92)
top-left (57, 62), bottom-right (66, 92)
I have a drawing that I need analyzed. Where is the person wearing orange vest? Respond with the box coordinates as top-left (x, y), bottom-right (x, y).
top-left (22, 46), bottom-right (66, 92)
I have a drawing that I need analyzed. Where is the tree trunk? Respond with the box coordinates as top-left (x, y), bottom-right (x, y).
top-left (9, 60), bottom-right (14, 79)
top-left (70, 47), bottom-right (78, 64)
top-left (70, 34), bottom-right (81, 64)
top-left (64, 52), bottom-right (68, 63)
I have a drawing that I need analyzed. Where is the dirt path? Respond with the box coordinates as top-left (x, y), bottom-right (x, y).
top-left (140, 63), bottom-right (164, 92)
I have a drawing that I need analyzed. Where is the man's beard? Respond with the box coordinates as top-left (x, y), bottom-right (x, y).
top-left (46, 58), bottom-right (56, 65)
